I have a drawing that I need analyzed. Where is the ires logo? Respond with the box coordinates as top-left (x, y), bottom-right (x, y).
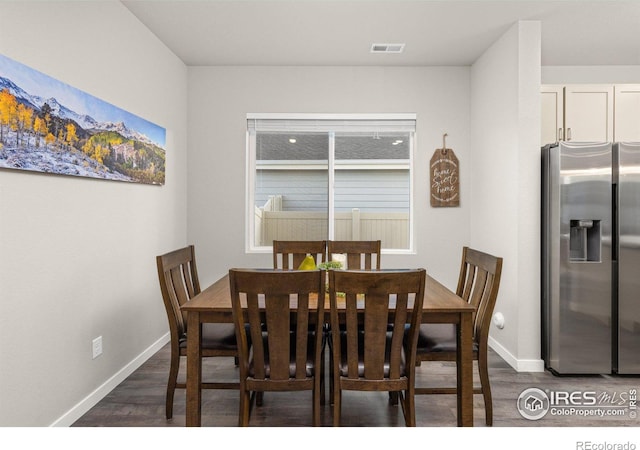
top-left (517, 388), bottom-right (550, 420)
top-left (549, 391), bottom-right (598, 406)
top-left (517, 388), bottom-right (638, 421)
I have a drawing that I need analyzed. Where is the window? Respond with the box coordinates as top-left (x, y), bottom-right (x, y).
top-left (247, 114), bottom-right (415, 252)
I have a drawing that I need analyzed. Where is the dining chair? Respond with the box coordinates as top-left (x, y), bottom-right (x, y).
top-left (413, 246), bottom-right (503, 426)
top-left (271, 240), bottom-right (328, 403)
top-left (327, 240), bottom-right (381, 270)
top-left (156, 245), bottom-right (239, 420)
top-left (328, 268), bottom-right (426, 426)
top-left (228, 268), bottom-right (326, 426)
top-left (326, 240), bottom-right (382, 402)
top-left (272, 240), bottom-right (327, 270)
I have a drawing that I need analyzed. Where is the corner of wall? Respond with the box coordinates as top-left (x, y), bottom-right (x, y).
top-left (470, 20), bottom-right (542, 373)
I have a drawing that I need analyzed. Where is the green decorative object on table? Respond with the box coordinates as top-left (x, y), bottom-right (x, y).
top-left (318, 260), bottom-right (344, 296)
top-left (318, 261), bottom-right (343, 270)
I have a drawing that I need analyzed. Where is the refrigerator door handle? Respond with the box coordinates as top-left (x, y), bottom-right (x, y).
top-left (612, 183), bottom-right (618, 262)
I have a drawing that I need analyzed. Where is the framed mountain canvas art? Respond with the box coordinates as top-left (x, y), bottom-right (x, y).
top-left (0, 53), bottom-right (165, 185)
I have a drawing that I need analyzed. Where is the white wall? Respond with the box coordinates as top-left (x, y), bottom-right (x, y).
top-left (470, 21), bottom-right (543, 371)
top-left (187, 66), bottom-right (470, 289)
top-left (0, 2), bottom-right (188, 426)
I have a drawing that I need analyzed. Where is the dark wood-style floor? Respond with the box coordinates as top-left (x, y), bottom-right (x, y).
top-left (72, 342), bottom-right (640, 428)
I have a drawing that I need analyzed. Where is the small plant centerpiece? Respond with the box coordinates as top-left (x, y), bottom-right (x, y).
top-left (317, 260), bottom-right (343, 271)
top-left (318, 260), bottom-right (344, 296)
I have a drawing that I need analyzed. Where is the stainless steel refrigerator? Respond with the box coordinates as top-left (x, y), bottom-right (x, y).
top-left (542, 141), bottom-right (640, 375)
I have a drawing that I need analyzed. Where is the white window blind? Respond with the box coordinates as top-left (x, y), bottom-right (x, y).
top-left (247, 114), bottom-right (416, 133)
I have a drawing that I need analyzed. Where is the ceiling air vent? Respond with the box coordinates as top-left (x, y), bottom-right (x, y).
top-left (370, 43), bottom-right (405, 54)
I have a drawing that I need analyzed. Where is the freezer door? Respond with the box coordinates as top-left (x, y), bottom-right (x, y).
top-left (617, 142), bottom-right (640, 374)
top-left (545, 142), bottom-right (612, 374)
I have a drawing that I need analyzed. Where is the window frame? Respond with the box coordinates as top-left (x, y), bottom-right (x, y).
top-left (246, 113), bottom-right (416, 254)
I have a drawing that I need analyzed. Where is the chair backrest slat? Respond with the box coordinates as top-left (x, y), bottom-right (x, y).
top-left (181, 263), bottom-right (196, 299)
top-left (264, 293), bottom-right (292, 380)
top-left (363, 290), bottom-right (389, 380)
top-left (295, 294), bottom-right (310, 379)
top-left (389, 292), bottom-right (409, 379)
top-left (469, 269), bottom-right (488, 311)
top-left (345, 292), bottom-right (360, 379)
top-left (246, 292), bottom-right (266, 379)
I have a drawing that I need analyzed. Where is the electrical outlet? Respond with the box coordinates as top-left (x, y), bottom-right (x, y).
top-left (92, 336), bottom-right (103, 359)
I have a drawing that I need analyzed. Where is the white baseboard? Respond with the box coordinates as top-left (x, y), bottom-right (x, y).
top-left (489, 336), bottom-right (545, 373)
top-left (50, 332), bottom-right (170, 427)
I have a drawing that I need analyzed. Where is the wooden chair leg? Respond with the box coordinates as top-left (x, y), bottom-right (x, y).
top-left (165, 350), bottom-right (180, 419)
top-left (239, 388), bottom-right (251, 426)
top-left (313, 385), bottom-right (321, 426)
top-left (329, 358), bottom-right (334, 405)
top-left (478, 354), bottom-right (493, 426)
top-left (333, 388), bottom-right (341, 426)
top-left (404, 390), bottom-right (416, 427)
top-left (320, 344), bottom-right (326, 405)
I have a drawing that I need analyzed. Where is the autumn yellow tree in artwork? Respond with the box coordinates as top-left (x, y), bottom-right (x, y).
top-left (33, 116), bottom-right (47, 148)
top-left (65, 123), bottom-right (78, 150)
top-left (16, 103), bottom-right (33, 147)
top-left (0, 88), bottom-right (18, 142)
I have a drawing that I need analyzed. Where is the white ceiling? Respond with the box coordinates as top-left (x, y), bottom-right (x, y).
top-left (121, 0), bottom-right (640, 67)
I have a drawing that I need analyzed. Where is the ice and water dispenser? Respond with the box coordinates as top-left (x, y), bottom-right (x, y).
top-left (569, 219), bottom-right (601, 262)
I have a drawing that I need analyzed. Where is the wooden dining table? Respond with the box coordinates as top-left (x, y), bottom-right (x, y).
top-left (181, 272), bottom-right (476, 427)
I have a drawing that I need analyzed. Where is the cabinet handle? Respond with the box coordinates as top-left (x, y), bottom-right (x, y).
top-left (567, 128), bottom-right (572, 141)
top-left (558, 128), bottom-right (563, 142)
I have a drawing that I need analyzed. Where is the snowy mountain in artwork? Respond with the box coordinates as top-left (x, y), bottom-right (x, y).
top-left (0, 76), bottom-right (156, 146)
top-left (0, 73), bottom-right (165, 185)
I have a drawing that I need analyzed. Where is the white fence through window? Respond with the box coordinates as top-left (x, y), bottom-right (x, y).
top-left (255, 195), bottom-right (409, 249)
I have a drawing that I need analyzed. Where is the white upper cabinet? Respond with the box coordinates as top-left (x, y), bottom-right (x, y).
top-left (614, 85), bottom-right (640, 142)
top-left (541, 85), bottom-right (564, 144)
top-left (541, 84), bottom-right (640, 145)
top-left (564, 85), bottom-right (614, 143)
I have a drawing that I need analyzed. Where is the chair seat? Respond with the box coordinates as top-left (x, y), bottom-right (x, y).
top-left (415, 323), bottom-right (479, 355)
top-left (337, 331), bottom-right (406, 377)
top-left (179, 323), bottom-right (237, 351)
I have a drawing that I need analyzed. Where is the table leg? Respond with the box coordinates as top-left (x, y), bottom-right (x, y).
top-left (457, 312), bottom-right (473, 426)
top-left (186, 311), bottom-right (202, 427)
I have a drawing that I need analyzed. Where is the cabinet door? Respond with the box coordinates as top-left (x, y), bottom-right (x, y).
top-left (541, 85), bottom-right (564, 145)
top-left (565, 85), bottom-right (613, 142)
top-left (614, 85), bottom-right (640, 142)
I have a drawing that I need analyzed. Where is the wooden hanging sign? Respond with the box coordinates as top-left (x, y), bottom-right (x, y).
top-left (430, 134), bottom-right (460, 207)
